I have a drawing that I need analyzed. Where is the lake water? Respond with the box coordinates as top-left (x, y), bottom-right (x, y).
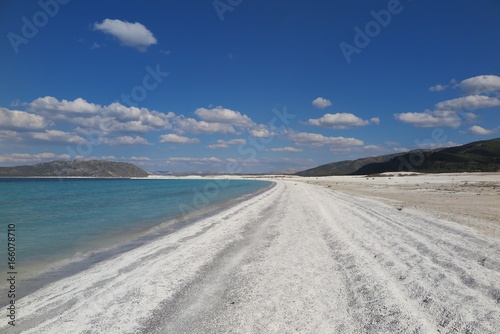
top-left (0, 177), bottom-right (270, 296)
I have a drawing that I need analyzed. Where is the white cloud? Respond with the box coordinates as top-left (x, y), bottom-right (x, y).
top-left (468, 125), bottom-right (494, 135)
top-left (71, 155), bottom-right (117, 160)
top-left (0, 130), bottom-right (23, 143)
top-left (29, 96), bottom-right (174, 133)
top-left (129, 156), bottom-right (151, 161)
top-left (194, 106), bottom-right (254, 127)
top-left (101, 136), bottom-right (149, 145)
top-left (465, 112), bottom-right (478, 120)
top-left (312, 97), bottom-right (332, 109)
top-left (31, 130), bottom-right (88, 144)
top-left (429, 84), bottom-right (448, 92)
top-left (100, 156), bottom-right (117, 160)
top-left (363, 145), bottom-right (386, 152)
top-left (174, 117), bottom-right (236, 134)
top-left (159, 133), bottom-right (199, 144)
top-left (96, 103), bottom-right (175, 131)
top-left (306, 113), bottom-right (378, 129)
top-left (435, 95), bottom-right (500, 111)
top-left (93, 19), bottom-right (157, 51)
top-left (394, 110), bottom-right (461, 128)
top-left (174, 106), bottom-right (257, 135)
top-left (208, 139), bottom-right (246, 149)
top-left (268, 147), bottom-right (303, 152)
top-left (30, 96), bottom-right (100, 115)
top-left (250, 127), bottom-right (275, 138)
top-left (416, 141), bottom-right (459, 149)
top-left (458, 75), bottom-right (500, 95)
top-left (289, 131), bottom-right (364, 147)
top-left (166, 157), bottom-right (221, 164)
top-left (0, 107), bottom-right (48, 130)
top-left (0, 152), bottom-right (70, 164)
top-left (393, 147), bottom-right (410, 152)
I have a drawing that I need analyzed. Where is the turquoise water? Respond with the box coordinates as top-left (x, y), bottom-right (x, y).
top-left (0, 178), bottom-right (270, 278)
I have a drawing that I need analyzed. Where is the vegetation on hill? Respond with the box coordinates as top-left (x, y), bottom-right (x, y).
top-left (0, 160), bottom-right (150, 177)
top-left (296, 153), bottom-right (405, 176)
top-left (296, 138), bottom-right (500, 176)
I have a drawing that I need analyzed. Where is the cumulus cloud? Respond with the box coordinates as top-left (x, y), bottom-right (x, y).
top-left (306, 113), bottom-right (378, 129)
top-left (194, 106), bottom-right (254, 127)
top-left (0, 130), bottom-right (23, 143)
top-left (435, 95), bottom-right (500, 111)
top-left (429, 84), bottom-right (449, 92)
top-left (416, 141), bottom-right (459, 149)
top-left (160, 133), bottom-right (199, 144)
top-left (468, 125), bottom-right (494, 135)
top-left (362, 145), bottom-right (386, 152)
top-left (458, 75), bottom-right (500, 95)
top-left (312, 97), bottom-right (332, 109)
top-left (129, 156), bottom-right (151, 161)
top-left (31, 130), bottom-right (88, 144)
top-left (29, 96), bottom-right (174, 133)
top-left (93, 19), bottom-right (157, 51)
top-left (268, 147), bottom-right (303, 152)
top-left (0, 152), bottom-right (70, 164)
top-left (0, 107), bottom-right (49, 130)
top-left (166, 157), bottom-right (221, 164)
top-left (250, 127), bottom-right (276, 138)
top-left (174, 117), bottom-right (236, 134)
top-left (208, 139), bottom-right (246, 149)
top-left (101, 136), bottom-right (149, 145)
top-left (289, 131), bottom-right (364, 147)
top-left (30, 96), bottom-right (100, 115)
top-left (394, 110), bottom-right (461, 128)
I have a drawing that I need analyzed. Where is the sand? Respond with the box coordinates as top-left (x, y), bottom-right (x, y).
top-left (292, 172), bottom-right (500, 239)
top-left (2, 174), bottom-right (499, 333)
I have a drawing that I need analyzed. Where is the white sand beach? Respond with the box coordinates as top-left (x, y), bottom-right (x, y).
top-left (2, 174), bottom-right (500, 333)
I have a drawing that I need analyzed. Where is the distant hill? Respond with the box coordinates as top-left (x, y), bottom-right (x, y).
top-left (296, 152), bottom-right (404, 176)
top-left (296, 138), bottom-right (500, 176)
top-left (0, 160), bottom-right (150, 178)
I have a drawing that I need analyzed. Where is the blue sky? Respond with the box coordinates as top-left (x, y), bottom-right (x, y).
top-left (1, 0), bottom-right (499, 173)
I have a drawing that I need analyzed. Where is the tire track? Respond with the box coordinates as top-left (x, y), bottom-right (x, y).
top-left (5, 180), bottom-right (499, 333)
top-left (305, 183), bottom-right (500, 333)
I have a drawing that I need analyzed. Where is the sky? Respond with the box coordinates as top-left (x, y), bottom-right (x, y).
top-left (0, 0), bottom-right (499, 173)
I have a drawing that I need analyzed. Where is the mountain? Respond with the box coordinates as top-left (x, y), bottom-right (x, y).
top-left (0, 160), bottom-right (150, 178)
top-left (296, 138), bottom-right (500, 176)
top-left (295, 152), bottom-right (404, 176)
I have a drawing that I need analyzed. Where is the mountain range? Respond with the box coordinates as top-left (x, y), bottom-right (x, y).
top-left (0, 160), bottom-right (150, 178)
top-left (296, 138), bottom-right (500, 176)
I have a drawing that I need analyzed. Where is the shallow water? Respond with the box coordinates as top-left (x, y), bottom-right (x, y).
top-left (0, 177), bottom-right (270, 294)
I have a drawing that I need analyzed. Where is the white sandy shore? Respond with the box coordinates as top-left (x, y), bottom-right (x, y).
top-left (293, 172), bottom-right (500, 239)
top-left (2, 176), bottom-right (500, 333)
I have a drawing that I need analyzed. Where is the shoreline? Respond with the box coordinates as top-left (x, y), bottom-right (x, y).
top-left (3, 179), bottom-right (499, 333)
top-left (0, 179), bottom-right (274, 302)
top-left (149, 172), bottom-right (500, 239)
